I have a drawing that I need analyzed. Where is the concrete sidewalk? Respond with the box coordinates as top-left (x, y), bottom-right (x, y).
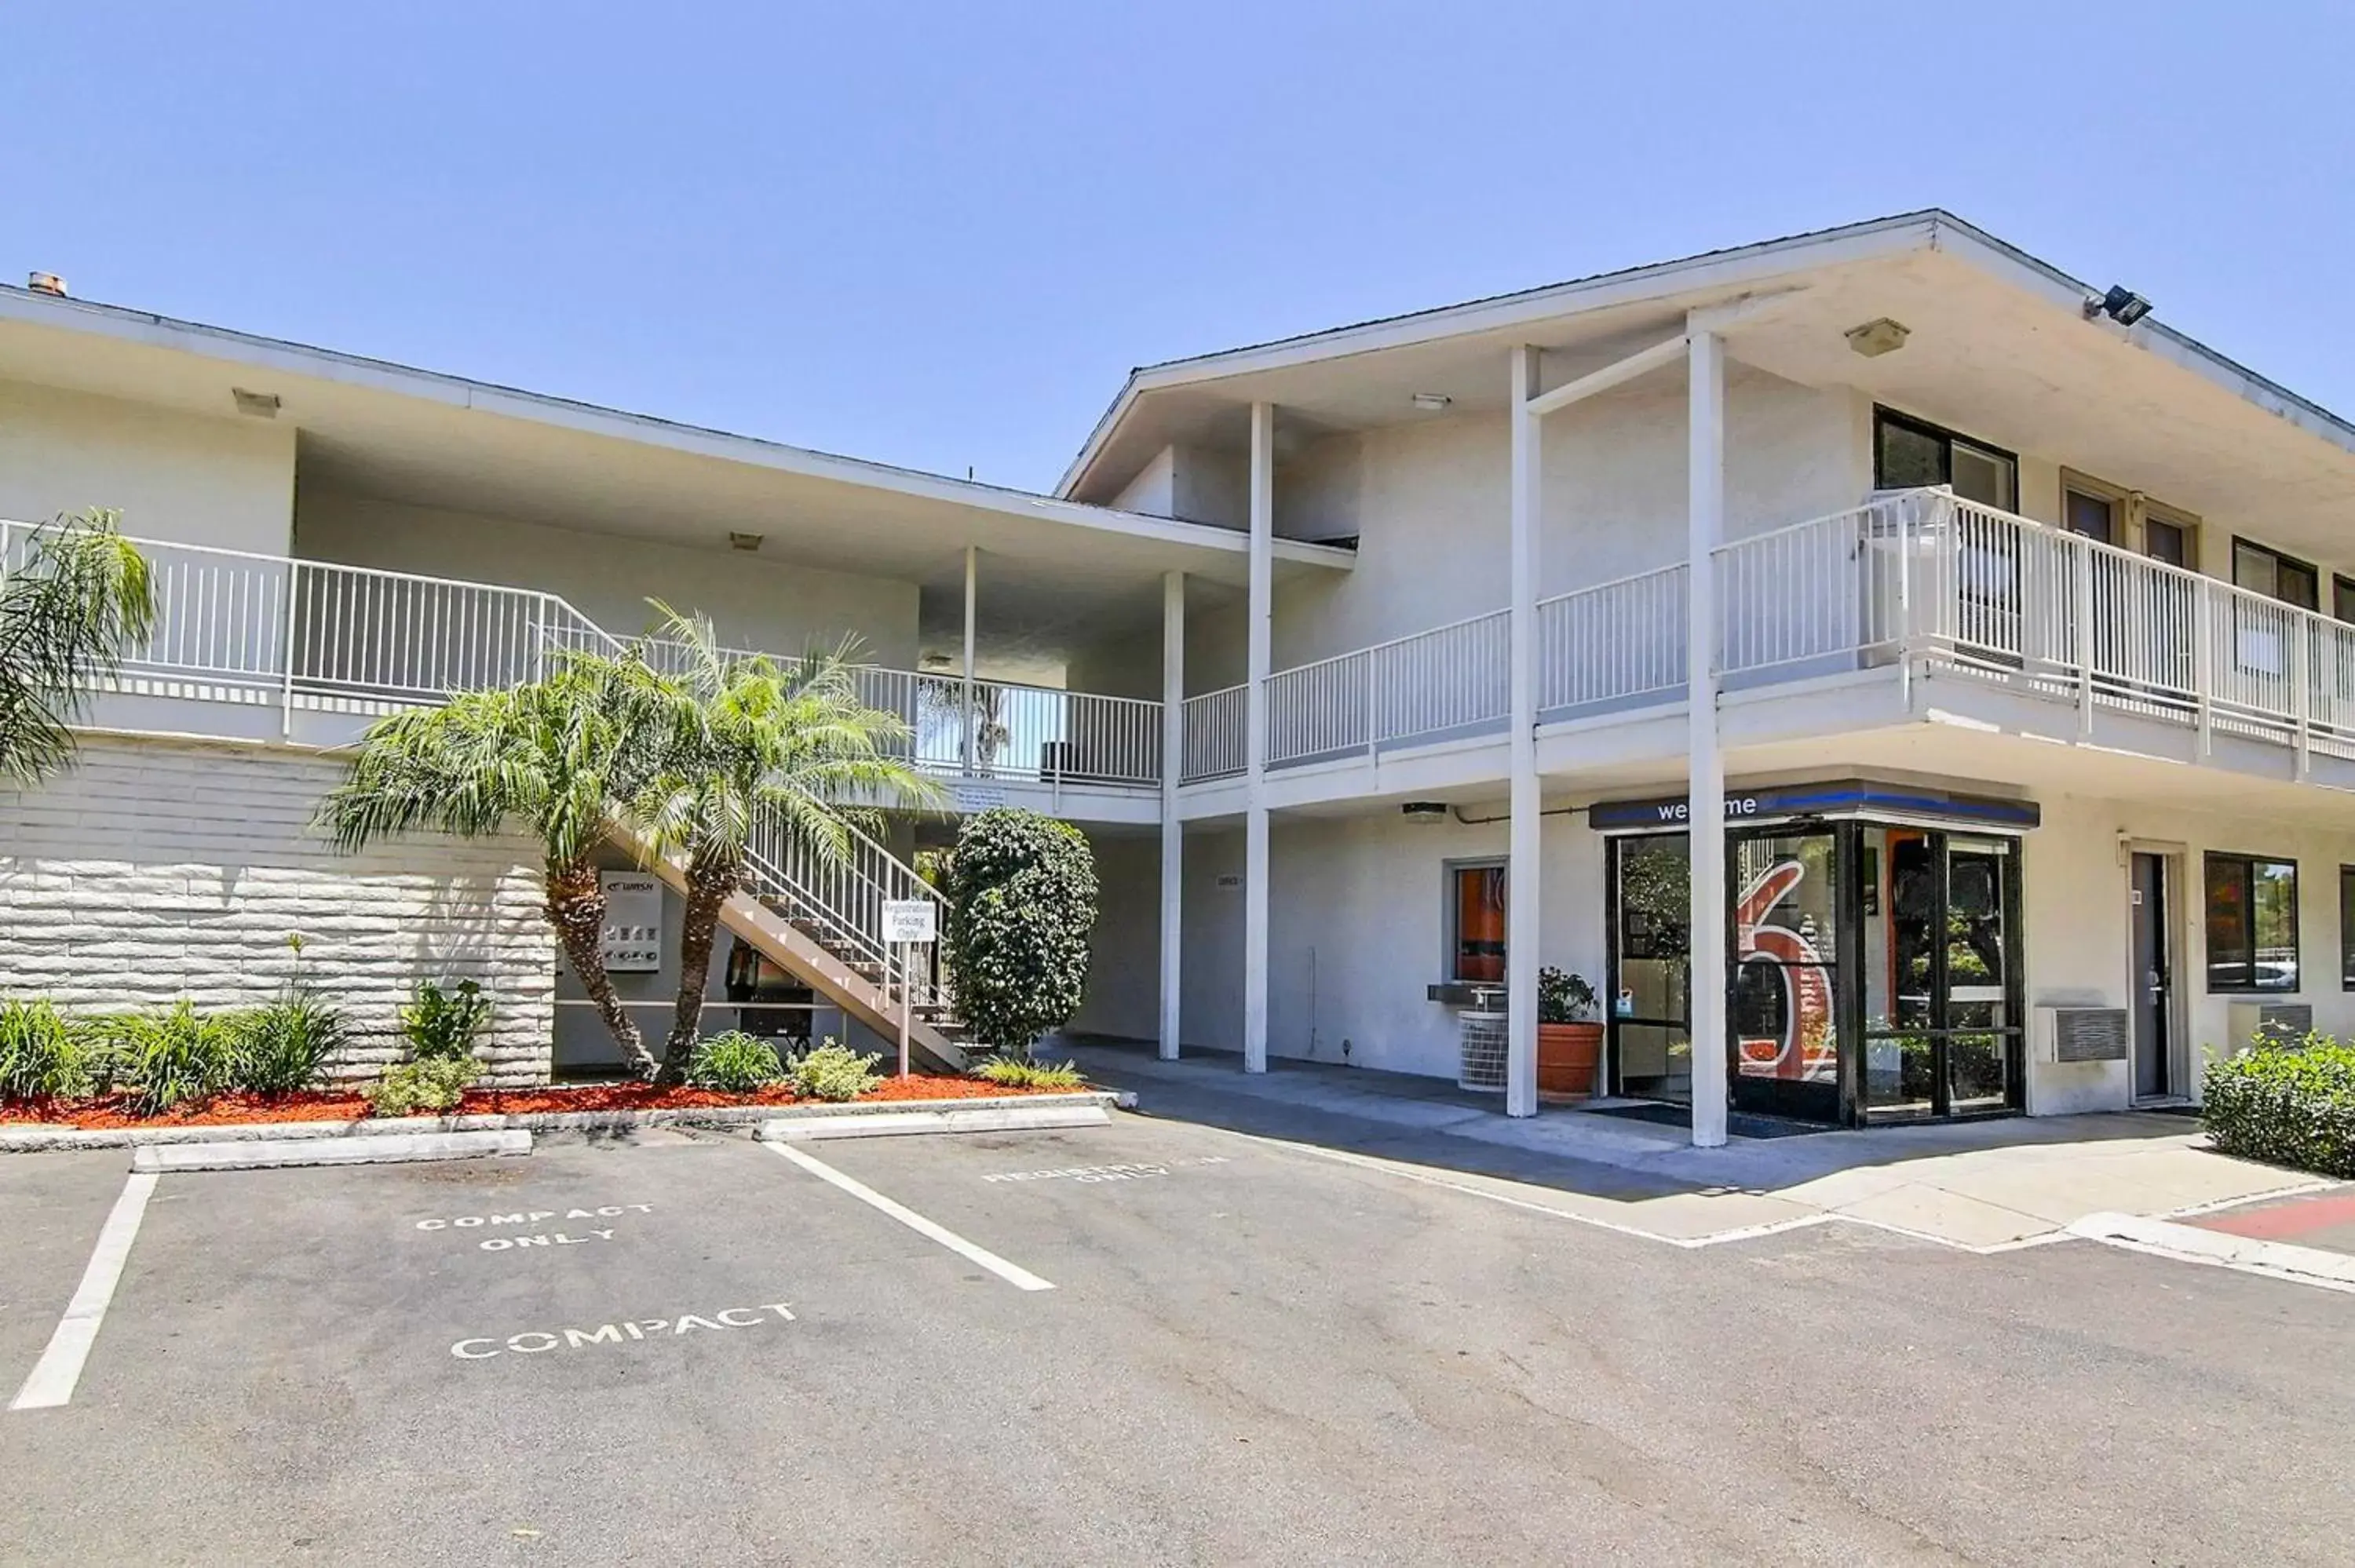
top-left (1064, 1043), bottom-right (2327, 1252)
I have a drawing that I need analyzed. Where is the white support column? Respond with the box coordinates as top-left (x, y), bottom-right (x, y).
top-left (1686, 325), bottom-right (1729, 1150)
top-left (1506, 346), bottom-right (1543, 1118)
top-left (961, 545), bottom-right (979, 775)
top-left (1243, 401), bottom-right (1275, 1074)
top-left (1159, 569), bottom-right (1186, 1061)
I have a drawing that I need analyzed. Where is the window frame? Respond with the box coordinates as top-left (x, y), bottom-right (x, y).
top-left (1873, 407), bottom-right (2020, 514)
top-left (2342, 866), bottom-right (2355, 991)
top-left (2057, 468), bottom-right (2202, 568)
top-left (2231, 535), bottom-right (2320, 612)
top-left (2203, 851), bottom-right (2300, 995)
top-left (1442, 858), bottom-right (1509, 986)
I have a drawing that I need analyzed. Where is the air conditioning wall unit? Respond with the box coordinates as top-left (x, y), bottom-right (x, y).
top-left (2225, 1001), bottom-right (2313, 1058)
top-left (2042, 1006), bottom-right (2128, 1063)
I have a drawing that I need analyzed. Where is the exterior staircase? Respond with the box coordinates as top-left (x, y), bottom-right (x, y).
top-left (605, 810), bottom-right (968, 1075)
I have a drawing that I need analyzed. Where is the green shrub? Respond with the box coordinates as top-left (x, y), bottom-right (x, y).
top-left (2203, 1035), bottom-right (2355, 1177)
top-left (972, 1055), bottom-right (1086, 1091)
top-left (688, 1030), bottom-right (785, 1092)
top-left (787, 1040), bottom-right (882, 1102)
top-left (108, 1001), bottom-right (243, 1116)
top-left (0, 999), bottom-right (102, 1101)
top-left (400, 979), bottom-right (491, 1062)
top-left (230, 994), bottom-right (349, 1096)
top-left (940, 808), bottom-right (1099, 1058)
top-left (364, 1056), bottom-right (481, 1118)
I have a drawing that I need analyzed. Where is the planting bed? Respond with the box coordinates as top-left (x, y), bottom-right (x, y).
top-left (0, 1073), bottom-right (1090, 1131)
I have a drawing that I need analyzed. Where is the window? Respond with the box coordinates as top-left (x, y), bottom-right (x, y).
top-left (2205, 853), bottom-right (2298, 993)
top-left (2342, 867), bottom-right (2355, 990)
top-left (1875, 408), bottom-right (2019, 512)
top-left (2144, 516), bottom-right (2190, 568)
top-left (1448, 862), bottom-right (1507, 983)
top-left (2233, 538), bottom-right (2319, 612)
top-left (2335, 575), bottom-right (2355, 625)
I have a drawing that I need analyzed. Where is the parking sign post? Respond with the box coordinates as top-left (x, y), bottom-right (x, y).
top-left (880, 899), bottom-right (937, 1078)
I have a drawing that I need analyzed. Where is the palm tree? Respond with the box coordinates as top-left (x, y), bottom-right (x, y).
top-left (316, 657), bottom-right (663, 1077)
top-left (0, 510), bottom-right (156, 785)
top-left (621, 606), bottom-right (936, 1085)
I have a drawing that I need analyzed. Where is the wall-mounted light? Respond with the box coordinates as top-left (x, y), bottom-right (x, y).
top-left (1400, 800), bottom-right (1449, 825)
top-left (1844, 317), bottom-right (1910, 359)
top-left (2085, 285), bottom-right (2152, 326)
top-left (728, 531), bottom-right (764, 552)
top-left (230, 388), bottom-right (282, 418)
top-left (1409, 392), bottom-right (1452, 411)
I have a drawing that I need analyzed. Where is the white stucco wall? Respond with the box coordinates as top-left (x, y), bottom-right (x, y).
top-left (0, 377), bottom-right (296, 556)
top-left (1173, 807), bottom-right (1605, 1077)
top-left (1265, 364), bottom-right (1860, 671)
top-left (0, 736), bottom-right (553, 1084)
top-left (2021, 792), bottom-right (2355, 1114)
top-left (1064, 830), bottom-right (1163, 1043)
top-left (1108, 446), bottom-right (1177, 518)
top-left (295, 492), bottom-right (922, 668)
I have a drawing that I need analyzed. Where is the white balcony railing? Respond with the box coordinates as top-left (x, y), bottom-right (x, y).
top-left (1209, 488), bottom-right (2355, 781)
top-left (1181, 684), bottom-right (1247, 783)
top-left (1536, 563), bottom-right (1687, 713)
top-left (2, 520), bottom-right (1163, 791)
top-left (1263, 609), bottom-right (1510, 766)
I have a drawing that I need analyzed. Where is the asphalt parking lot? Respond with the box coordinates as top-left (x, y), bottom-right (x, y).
top-left (5, 1112), bottom-right (2353, 1566)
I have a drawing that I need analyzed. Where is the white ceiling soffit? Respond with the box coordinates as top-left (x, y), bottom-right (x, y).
top-left (0, 286), bottom-right (1351, 595)
top-left (1058, 209), bottom-right (2355, 505)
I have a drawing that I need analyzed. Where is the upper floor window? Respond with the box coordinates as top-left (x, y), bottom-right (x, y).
top-left (2060, 469), bottom-right (2198, 568)
top-left (2233, 538), bottom-right (2319, 612)
top-left (1875, 408), bottom-right (2019, 513)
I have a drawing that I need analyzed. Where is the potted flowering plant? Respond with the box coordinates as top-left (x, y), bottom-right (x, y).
top-left (1537, 967), bottom-right (1602, 1100)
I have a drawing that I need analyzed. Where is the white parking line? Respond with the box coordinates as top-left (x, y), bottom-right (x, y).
top-left (11, 1172), bottom-right (160, 1411)
top-left (764, 1143), bottom-right (1054, 1292)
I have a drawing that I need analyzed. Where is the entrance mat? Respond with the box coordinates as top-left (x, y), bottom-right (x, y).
top-left (1580, 1102), bottom-right (1831, 1140)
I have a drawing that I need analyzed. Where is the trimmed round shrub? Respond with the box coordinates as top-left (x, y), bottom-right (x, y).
top-left (2203, 1037), bottom-right (2355, 1177)
top-left (941, 808), bottom-right (1098, 1058)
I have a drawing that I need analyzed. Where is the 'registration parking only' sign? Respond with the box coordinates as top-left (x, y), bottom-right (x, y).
top-left (880, 899), bottom-right (937, 945)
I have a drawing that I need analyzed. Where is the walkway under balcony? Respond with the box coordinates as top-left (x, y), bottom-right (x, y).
top-left (1177, 490), bottom-right (2355, 815)
top-left (7, 523), bottom-right (1170, 826)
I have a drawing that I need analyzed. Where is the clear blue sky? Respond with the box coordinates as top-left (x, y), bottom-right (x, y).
top-left (8, 2), bottom-right (2350, 494)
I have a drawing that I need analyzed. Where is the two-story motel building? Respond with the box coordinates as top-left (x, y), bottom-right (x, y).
top-left (5, 210), bottom-right (2354, 1143)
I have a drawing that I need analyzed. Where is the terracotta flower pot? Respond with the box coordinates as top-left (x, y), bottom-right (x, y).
top-left (1537, 1020), bottom-right (1604, 1100)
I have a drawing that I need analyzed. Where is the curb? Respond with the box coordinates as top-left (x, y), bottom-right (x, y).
top-left (0, 1091), bottom-right (1126, 1153)
top-left (2067, 1210), bottom-right (2355, 1291)
top-left (131, 1129), bottom-right (533, 1173)
top-left (758, 1103), bottom-right (1114, 1142)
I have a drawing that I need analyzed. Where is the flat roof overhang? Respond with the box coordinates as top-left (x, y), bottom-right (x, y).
top-left (0, 286), bottom-right (1351, 668)
top-left (1063, 211), bottom-right (2355, 559)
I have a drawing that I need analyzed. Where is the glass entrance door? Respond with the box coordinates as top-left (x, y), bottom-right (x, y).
top-left (1860, 829), bottom-right (2025, 1118)
top-left (1728, 830), bottom-right (1843, 1122)
top-left (1608, 833), bottom-right (1691, 1103)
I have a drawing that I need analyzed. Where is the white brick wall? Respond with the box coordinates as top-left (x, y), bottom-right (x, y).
top-left (0, 736), bottom-right (556, 1085)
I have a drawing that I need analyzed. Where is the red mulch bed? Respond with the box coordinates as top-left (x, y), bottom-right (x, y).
top-left (1, 1074), bottom-right (1091, 1131)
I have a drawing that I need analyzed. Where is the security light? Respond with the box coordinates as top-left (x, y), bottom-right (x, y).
top-left (2086, 286), bottom-right (2153, 326)
top-left (1844, 318), bottom-right (1910, 358)
top-left (1410, 392), bottom-right (1453, 411)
